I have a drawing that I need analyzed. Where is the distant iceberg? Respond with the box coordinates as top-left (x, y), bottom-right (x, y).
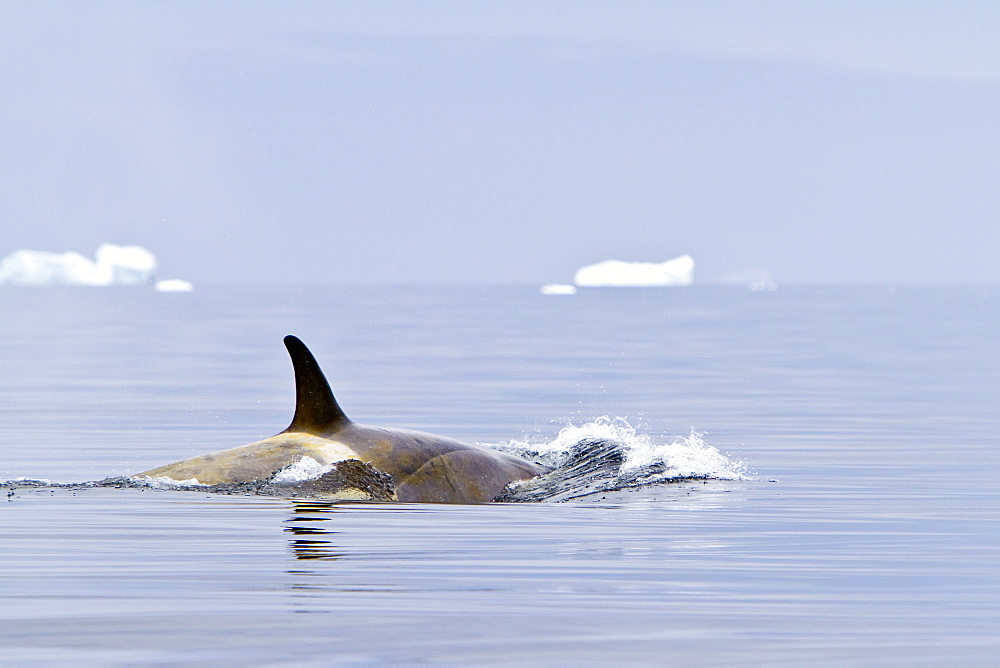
top-left (574, 254), bottom-right (694, 287)
top-left (540, 283), bottom-right (577, 295)
top-left (154, 279), bottom-right (195, 293)
top-left (0, 243), bottom-right (191, 290)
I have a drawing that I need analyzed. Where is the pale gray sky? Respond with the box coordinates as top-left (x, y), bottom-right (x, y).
top-left (1, 1), bottom-right (997, 285)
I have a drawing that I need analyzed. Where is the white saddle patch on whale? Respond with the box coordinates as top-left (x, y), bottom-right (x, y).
top-left (270, 456), bottom-right (335, 484)
top-left (271, 438), bottom-right (362, 483)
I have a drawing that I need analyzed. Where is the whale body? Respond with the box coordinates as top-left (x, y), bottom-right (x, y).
top-left (137, 336), bottom-right (546, 503)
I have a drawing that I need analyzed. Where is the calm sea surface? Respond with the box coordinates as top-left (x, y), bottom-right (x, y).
top-left (2, 285), bottom-right (998, 665)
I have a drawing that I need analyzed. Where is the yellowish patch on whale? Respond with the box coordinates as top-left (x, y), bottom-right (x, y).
top-left (138, 432), bottom-right (360, 486)
top-left (306, 436), bottom-right (360, 464)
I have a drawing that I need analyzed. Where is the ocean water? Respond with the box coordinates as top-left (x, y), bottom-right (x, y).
top-left (1, 285), bottom-right (998, 664)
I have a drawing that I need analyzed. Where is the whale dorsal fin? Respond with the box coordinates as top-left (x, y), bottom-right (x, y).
top-left (282, 335), bottom-right (350, 433)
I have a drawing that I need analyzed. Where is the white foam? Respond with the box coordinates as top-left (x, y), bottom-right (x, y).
top-left (619, 429), bottom-right (747, 480)
top-left (133, 474), bottom-right (203, 488)
top-left (7, 477), bottom-right (54, 486)
top-left (270, 456), bottom-right (334, 484)
top-left (541, 283), bottom-right (577, 295)
top-left (0, 243), bottom-right (191, 289)
top-left (490, 416), bottom-right (748, 480)
top-left (574, 254), bottom-right (694, 287)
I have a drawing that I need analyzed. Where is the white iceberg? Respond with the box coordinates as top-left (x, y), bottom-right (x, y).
top-left (574, 254), bottom-right (694, 287)
top-left (155, 279), bottom-right (195, 293)
top-left (540, 283), bottom-right (577, 295)
top-left (0, 243), bottom-right (155, 286)
top-left (0, 243), bottom-right (191, 290)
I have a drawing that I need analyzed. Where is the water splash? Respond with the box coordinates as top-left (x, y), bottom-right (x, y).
top-left (488, 417), bottom-right (748, 502)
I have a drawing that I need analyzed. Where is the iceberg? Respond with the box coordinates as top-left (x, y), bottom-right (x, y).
top-left (154, 279), bottom-right (195, 293)
top-left (0, 243), bottom-right (191, 290)
top-left (540, 283), bottom-right (577, 295)
top-left (574, 254), bottom-right (694, 287)
top-left (0, 244), bottom-right (155, 286)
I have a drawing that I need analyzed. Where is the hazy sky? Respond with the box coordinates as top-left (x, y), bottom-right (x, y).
top-left (1, 1), bottom-right (997, 285)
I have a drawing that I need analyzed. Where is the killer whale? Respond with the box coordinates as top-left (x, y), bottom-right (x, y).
top-left (137, 336), bottom-right (546, 503)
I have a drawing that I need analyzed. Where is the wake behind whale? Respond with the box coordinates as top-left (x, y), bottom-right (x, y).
top-left (492, 417), bottom-right (748, 502)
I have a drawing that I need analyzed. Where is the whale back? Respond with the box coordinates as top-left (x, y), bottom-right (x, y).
top-left (282, 335), bottom-right (350, 433)
top-left (137, 335), bottom-right (548, 503)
